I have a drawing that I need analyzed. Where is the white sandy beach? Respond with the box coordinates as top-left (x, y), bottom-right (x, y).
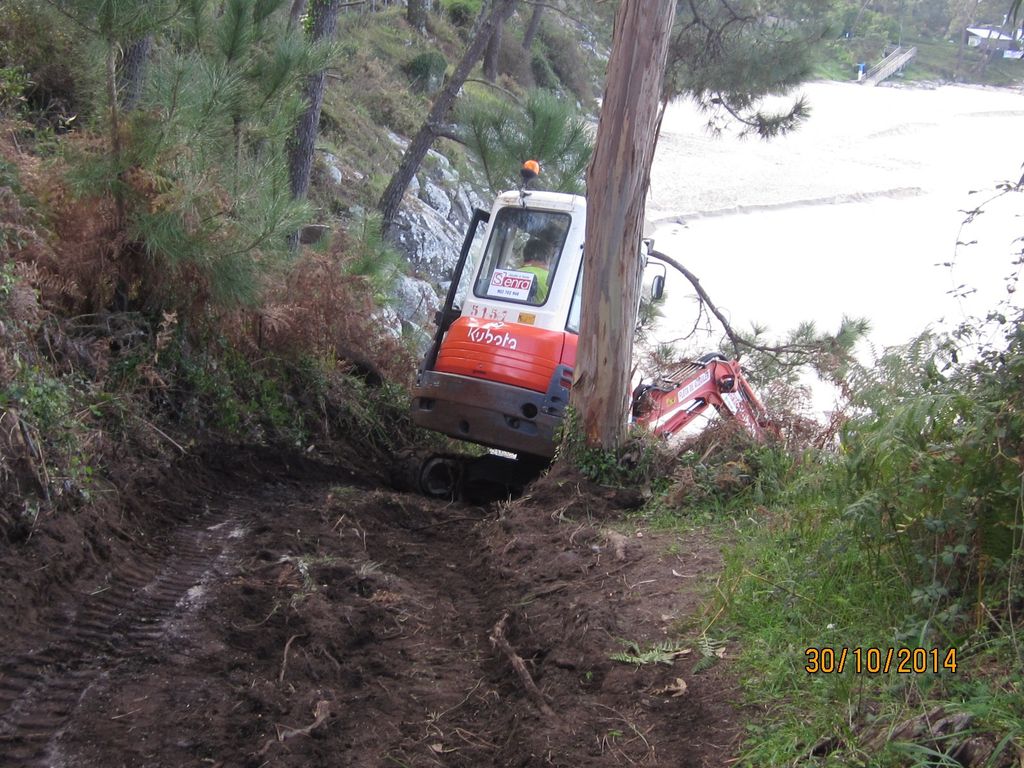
top-left (649, 80), bottom-right (1024, 351)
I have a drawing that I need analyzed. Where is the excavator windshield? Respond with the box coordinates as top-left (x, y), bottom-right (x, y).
top-left (473, 207), bottom-right (571, 307)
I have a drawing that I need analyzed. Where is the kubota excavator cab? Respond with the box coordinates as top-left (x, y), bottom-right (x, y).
top-left (411, 185), bottom-right (598, 459)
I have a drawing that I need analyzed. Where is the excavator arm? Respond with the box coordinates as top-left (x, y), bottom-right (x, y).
top-left (632, 354), bottom-right (770, 441)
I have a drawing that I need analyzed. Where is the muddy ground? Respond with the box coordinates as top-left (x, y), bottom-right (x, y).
top-left (0, 447), bottom-right (743, 767)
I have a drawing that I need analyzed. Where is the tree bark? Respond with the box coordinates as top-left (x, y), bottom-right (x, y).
top-left (289, 0), bottom-right (343, 201)
top-left (521, 3), bottom-right (542, 50)
top-left (407, 0), bottom-right (431, 33)
top-left (288, 0), bottom-right (308, 32)
top-left (570, 0), bottom-right (675, 451)
top-left (378, 0), bottom-right (516, 230)
top-left (483, 13), bottom-right (504, 81)
top-left (118, 35), bottom-right (152, 110)
top-left (106, 39), bottom-right (125, 229)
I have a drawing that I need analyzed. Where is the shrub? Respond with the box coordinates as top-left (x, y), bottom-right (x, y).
top-left (537, 22), bottom-right (591, 100)
top-left (249, 216), bottom-right (412, 386)
top-left (402, 51), bottom-right (447, 93)
top-left (0, 66), bottom-right (29, 115)
top-left (557, 407), bottom-right (673, 489)
top-left (0, 1), bottom-right (78, 123)
top-left (441, 0), bottom-right (482, 27)
top-left (530, 53), bottom-right (558, 90)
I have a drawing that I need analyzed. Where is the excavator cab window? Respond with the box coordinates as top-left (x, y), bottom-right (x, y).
top-left (473, 207), bottom-right (570, 307)
top-left (566, 238), bottom-right (649, 335)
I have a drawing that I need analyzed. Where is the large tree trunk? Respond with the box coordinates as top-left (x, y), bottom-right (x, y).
top-left (570, 0), bottom-right (675, 451)
top-left (378, 0), bottom-right (516, 230)
top-left (521, 3), bottom-right (542, 50)
top-left (407, 0), bottom-right (431, 33)
top-left (483, 13), bottom-right (504, 81)
top-left (288, 0), bottom-right (343, 201)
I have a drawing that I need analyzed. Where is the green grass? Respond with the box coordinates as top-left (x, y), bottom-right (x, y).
top-left (635, 407), bottom-right (1022, 766)
top-left (903, 37), bottom-right (1024, 86)
top-left (703, 474), bottom-right (1022, 766)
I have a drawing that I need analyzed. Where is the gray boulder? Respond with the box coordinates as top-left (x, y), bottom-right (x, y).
top-left (389, 195), bottom-right (463, 285)
top-left (393, 273), bottom-right (441, 328)
top-left (420, 179), bottom-right (451, 219)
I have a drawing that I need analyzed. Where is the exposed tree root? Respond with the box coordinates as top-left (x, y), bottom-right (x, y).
top-left (489, 611), bottom-right (557, 720)
top-left (279, 633), bottom-right (305, 684)
top-left (257, 699), bottom-right (331, 757)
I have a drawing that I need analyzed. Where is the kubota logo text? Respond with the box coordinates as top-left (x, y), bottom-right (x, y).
top-left (468, 326), bottom-right (518, 350)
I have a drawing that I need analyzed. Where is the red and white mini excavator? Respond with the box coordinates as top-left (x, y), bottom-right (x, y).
top-left (410, 164), bottom-right (769, 496)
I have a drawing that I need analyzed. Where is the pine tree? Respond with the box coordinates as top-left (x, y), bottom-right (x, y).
top-left (377, 0), bottom-right (517, 231)
top-left (118, 35), bottom-right (152, 110)
top-left (521, 3), bottom-right (542, 50)
top-left (456, 89), bottom-right (592, 194)
top-left (483, 11), bottom-right (504, 81)
top-left (62, 0), bottom-right (320, 312)
top-left (288, 0), bottom-right (308, 31)
top-left (50, 0), bottom-right (180, 225)
top-left (288, 0), bottom-right (343, 202)
top-left (407, 0), bottom-right (431, 33)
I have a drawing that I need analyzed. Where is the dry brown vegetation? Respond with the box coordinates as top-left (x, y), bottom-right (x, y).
top-left (0, 120), bottom-right (419, 542)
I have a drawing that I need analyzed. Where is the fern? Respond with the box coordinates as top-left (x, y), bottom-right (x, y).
top-left (691, 655), bottom-right (718, 674)
top-left (684, 634), bottom-right (726, 675)
top-left (610, 639), bottom-right (690, 667)
top-left (833, 317), bottom-right (1024, 640)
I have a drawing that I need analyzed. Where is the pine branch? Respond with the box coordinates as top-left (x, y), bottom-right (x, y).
top-left (649, 250), bottom-right (822, 359)
top-left (710, 91), bottom-right (810, 139)
top-left (432, 124), bottom-right (466, 144)
top-left (40, 0), bottom-right (185, 39)
top-left (38, 0), bottom-right (101, 36)
top-left (520, 1), bottom-right (584, 27)
top-left (464, 77), bottom-right (524, 104)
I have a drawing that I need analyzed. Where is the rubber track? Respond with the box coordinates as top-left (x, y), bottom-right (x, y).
top-left (0, 506), bottom-right (241, 767)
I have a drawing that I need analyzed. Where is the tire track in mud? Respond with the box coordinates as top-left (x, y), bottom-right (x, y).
top-left (0, 499), bottom-right (245, 767)
top-left (345, 494), bottom-right (505, 767)
top-left (296, 485), bottom-right (577, 767)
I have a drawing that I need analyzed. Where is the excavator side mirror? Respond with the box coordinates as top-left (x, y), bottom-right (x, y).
top-left (650, 274), bottom-right (665, 301)
top-left (642, 258), bottom-right (667, 302)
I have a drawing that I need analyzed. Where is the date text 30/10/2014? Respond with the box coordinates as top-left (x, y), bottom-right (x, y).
top-left (804, 647), bottom-right (958, 674)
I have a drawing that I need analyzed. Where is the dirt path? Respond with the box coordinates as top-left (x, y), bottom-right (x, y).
top-left (0, 451), bottom-right (743, 767)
